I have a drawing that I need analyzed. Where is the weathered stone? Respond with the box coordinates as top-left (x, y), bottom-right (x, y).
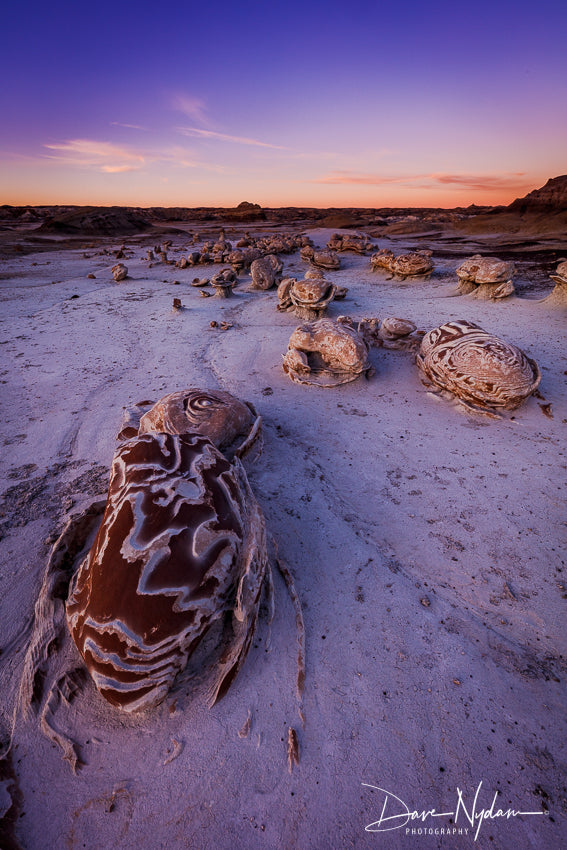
top-left (111, 263), bottom-right (128, 282)
top-left (416, 320), bottom-right (541, 413)
top-left (283, 317), bottom-right (373, 386)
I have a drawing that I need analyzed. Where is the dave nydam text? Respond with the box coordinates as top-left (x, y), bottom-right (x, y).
top-left (362, 781), bottom-right (546, 841)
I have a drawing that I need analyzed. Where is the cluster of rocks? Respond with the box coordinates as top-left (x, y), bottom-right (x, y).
top-left (326, 232), bottom-right (375, 254)
top-left (164, 231), bottom-right (310, 273)
top-left (300, 245), bottom-right (340, 270)
top-left (281, 314), bottom-right (422, 387)
top-left (102, 224), bottom-right (566, 322)
top-left (357, 317), bottom-right (421, 351)
top-left (370, 249), bottom-right (434, 277)
top-left (367, 248), bottom-right (567, 305)
top-left (280, 313), bottom-right (542, 417)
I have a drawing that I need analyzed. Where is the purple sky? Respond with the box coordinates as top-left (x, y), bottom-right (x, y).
top-left (1, 0), bottom-right (566, 207)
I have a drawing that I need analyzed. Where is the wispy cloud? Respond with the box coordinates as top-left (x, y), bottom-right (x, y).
top-left (42, 137), bottom-right (231, 176)
top-left (171, 94), bottom-right (210, 126)
top-left (110, 121), bottom-right (149, 131)
top-left (44, 139), bottom-right (146, 172)
top-left (314, 172), bottom-right (422, 185)
top-left (178, 126), bottom-right (286, 150)
top-left (102, 164), bottom-right (139, 173)
top-left (171, 92), bottom-right (286, 150)
top-left (429, 172), bottom-right (527, 190)
top-left (313, 171), bottom-right (529, 191)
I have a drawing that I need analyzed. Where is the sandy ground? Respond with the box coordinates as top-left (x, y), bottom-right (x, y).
top-left (0, 225), bottom-right (565, 849)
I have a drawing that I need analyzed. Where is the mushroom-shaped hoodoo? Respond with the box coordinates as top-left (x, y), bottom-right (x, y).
top-left (455, 255), bottom-right (515, 299)
top-left (544, 259), bottom-right (567, 307)
top-left (277, 275), bottom-right (336, 319)
top-left (211, 267), bottom-right (237, 297)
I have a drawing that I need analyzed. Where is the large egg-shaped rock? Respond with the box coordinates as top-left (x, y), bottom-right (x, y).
top-left (66, 431), bottom-right (267, 712)
top-left (416, 320), bottom-right (541, 410)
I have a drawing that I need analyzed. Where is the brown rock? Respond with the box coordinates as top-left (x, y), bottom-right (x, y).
top-left (416, 320), bottom-right (541, 413)
top-left (250, 255), bottom-right (282, 290)
top-left (111, 263), bottom-right (128, 282)
top-left (66, 389), bottom-right (269, 712)
top-left (283, 317), bottom-right (373, 386)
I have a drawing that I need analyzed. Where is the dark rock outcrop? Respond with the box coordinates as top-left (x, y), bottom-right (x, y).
top-left (508, 175), bottom-right (567, 213)
top-left (38, 207), bottom-right (151, 236)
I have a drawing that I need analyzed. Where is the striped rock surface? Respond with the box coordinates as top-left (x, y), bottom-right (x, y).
top-left (416, 320), bottom-right (541, 411)
top-left (66, 393), bottom-right (268, 713)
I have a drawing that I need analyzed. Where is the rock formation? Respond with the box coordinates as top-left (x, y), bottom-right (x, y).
top-left (282, 317), bottom-right (373, 386)
top-left (456, 255), bottom-right (515, 299)
top-left (416, 320), bottom-right (541, 413)
top-left (66, 389), bottom-right (269, 712)
top-left (370, 249), bottom-right (434, 276)
top-left (277, 275), bottom-right (336, 319)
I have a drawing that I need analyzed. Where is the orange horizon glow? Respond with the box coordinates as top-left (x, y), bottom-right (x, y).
top-left (0, 174), bottom-right (547, 211)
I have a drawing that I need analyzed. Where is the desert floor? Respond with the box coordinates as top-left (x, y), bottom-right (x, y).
top-left (0, 223), bottom-right (565, 849)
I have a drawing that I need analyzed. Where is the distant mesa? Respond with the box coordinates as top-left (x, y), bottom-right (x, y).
top-left (38, 206), bottom-right (151, 236)
top-left (0, 205), bottom-right (42, 223)
top-left (223, 201), bottom-right (266, 222)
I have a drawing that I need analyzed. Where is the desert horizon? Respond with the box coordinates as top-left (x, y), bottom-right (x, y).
top-left (2, 173), bottom-right (566, 218)
top-left (0, 173), bottom-right (554, 212)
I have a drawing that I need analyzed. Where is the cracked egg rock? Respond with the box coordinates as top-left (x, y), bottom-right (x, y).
top-left (66, 391), bottom-right (268, 713)
top-left (416, 320), bottom-right (541, 411)
top-left (283, 317), bottom-right (373, 387)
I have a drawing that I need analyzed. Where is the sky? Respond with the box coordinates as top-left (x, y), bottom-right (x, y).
top-left (1, 0), bottom-right (566, 209)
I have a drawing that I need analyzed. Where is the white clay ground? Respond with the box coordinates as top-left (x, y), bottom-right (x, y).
top-left (0, 226), bottom-right (565, 849)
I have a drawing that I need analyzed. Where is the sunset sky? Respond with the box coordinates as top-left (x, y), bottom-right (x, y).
top-left (1, 0), bottom-right (566, 208)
